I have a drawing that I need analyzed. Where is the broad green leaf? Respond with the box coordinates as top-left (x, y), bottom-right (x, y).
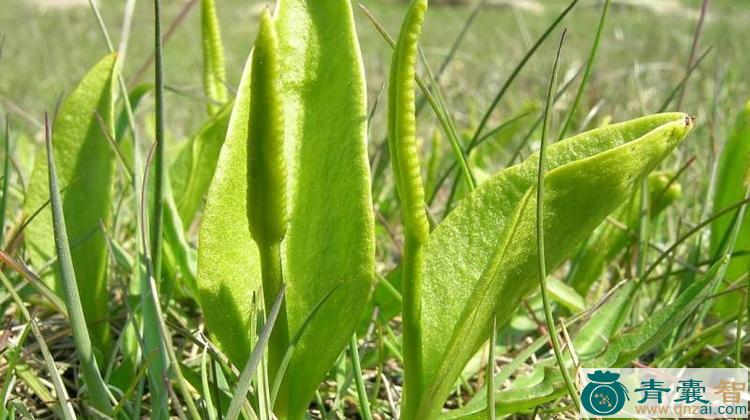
top-left (170, 104), bottom-right (231, 226)
top-left (569, 170), bottom-right (682, 294)
top-left (201, 0), bottom-right (229, 115)
top-left (710, 101), bottom-right (750, 315)
top-left (198, 1), bottom-right (375, 418)
top-left (24, 54), bottom-right (118, 358)
top-left (198, 44), bottom-right (259, 373)
top-left (273, 3), bottom-right (375, 416)
top-left (416, 113), bottom-right (693, 418)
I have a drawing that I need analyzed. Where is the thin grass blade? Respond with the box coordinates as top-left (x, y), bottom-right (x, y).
top-left (44, 114), bottom-right (113, 415)
top-left (226, 284), bottom-right (285, 420)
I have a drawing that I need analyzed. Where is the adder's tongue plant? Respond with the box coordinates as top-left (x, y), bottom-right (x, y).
top-left (8, 0), bottom-right (725, 417)
top-left (196, 0), bottom-right (695, 417)
top-left (382, 0), bottom-right (695, 418)
top-left (197, 0), bottom-right (375, 417)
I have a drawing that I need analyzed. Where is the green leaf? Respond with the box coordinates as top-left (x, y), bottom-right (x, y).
top-left (710, 101), bottom-right (750, 315)
top-left (24, 54), bottom-right (118, 358)
top-left (197, 34), bottom-right (259, 379)
top-left (197, 1), bottom-right (374, 418)
top-left (416, 113), bottom-right (694, 418)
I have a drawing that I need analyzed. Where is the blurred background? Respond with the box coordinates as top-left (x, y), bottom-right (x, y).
top-left (1, 0), bottom-right (747, 142)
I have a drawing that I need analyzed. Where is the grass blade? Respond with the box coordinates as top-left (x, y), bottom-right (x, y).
top-left (200, 348), bottom-right (219, 420)
top-left (44, 113), bottom-right (112, 415)
top-left (0, 117), bottom-right (9, 238)
top-left (151, 0), bottom-right (167, 283)
top-left (418, 45), bottom-right (475, 189)
top-left (486, 315), bottom-right (495, 420)
top-left (350, 334), bottom-right (373, 420)
top-left (0, 250), bottom-right (66, 315)
top-left (86, 0), bottom-right (114, 52)
top-left (657, 46), bottom-right (713, 113)
top-left (436, 0), bottom-right (580, 210)
top-left (467, 0), bottom-right (578, 154)
top-left (226, 284), bottom-right (286, 420)
top-left (24, 54), bottom-right (118, 356)
top-left (534, 28), bottom-right (580, 414)
top-left (0, 323), bottom-right (31, 417)
top-left (675, 0), bottom-right (709, 109)
top-left (269, 282), bottom-right (342, 405)
top-left (556, 0), bottom-right (610, 140)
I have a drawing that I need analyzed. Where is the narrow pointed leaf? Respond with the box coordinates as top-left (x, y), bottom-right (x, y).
top-left (45, 116), bottom-right (113, 415)
top-left (227, 284), bottom-right (285, 420)
top-left (417, 113), bottom-right (693, 417)
top-left (24, 54), bottom-right (118, 357)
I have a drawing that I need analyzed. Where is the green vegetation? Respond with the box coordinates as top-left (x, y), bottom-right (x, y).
top-left (0, 0), bottom-right (748, 419)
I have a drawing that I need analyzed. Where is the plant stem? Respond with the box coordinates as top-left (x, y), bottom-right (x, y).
top-left (350, 334), bottom-right (373, 420)
top-left (535, 29), bottom-right (581, 414)
top-left (486, 314), bottom-right (496, 420)
top-left (0, 117), bottom-right (9, 238)
top-left (227, 285), bottom-right (286, 420)
top-left (385, 0), bottom-right (430, 417)
top-left (736, 288), bottom-right (746, 368)
top-left (151, 0), bottom-right (166, 284)
top-left (401, 235), bottom-right (425, 419)
top-left (259, 243), bottom-right (289, 382)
